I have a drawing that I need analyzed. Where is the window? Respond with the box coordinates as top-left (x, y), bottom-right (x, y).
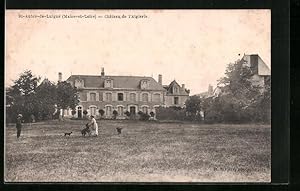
top-left (142, 93), bottom-right (148, 102)
top-left (153, 93), bottom-right (160, 102)
top-left (104, 79), bottom-right (113, 88)
top-left (141, 80), bottom-right (149, 89)
top-left (90, 106), bottom-right (97, 116)
top-left (118, 106), bottom-right (124, 116)
top-left (106, 106), bottom-right (112, 116)
top-left (173, 87), bottom-right (178, 94)
top-left (90, 93), bottom-right (96, 101)
top-left (118, 93), bottom-right (124, 101)
top-left (142, 106), bottom-right (148, 114)
top-left (174, 97), bottom-right (179, 105)
top-left (106, 80), bottom-right (111, 87)
top-left (106, 93), bottom-right (112, 102)
top-left (130, 93), bottom-right (136, 102)
top-left (75, 79), bottom-right (84, 88)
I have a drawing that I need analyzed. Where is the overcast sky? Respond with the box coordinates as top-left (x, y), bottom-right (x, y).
top-left (5, 10), bottom-right (270, 95)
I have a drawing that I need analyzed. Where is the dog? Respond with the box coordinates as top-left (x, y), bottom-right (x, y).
top-left (116, 127), bottom-right (123, 134)
top-left (64, 132), bottom-right (72, 136)
top-left (81, 123), bottom-right (91, 137)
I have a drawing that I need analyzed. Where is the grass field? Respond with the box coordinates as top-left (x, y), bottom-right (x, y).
top-left (5, 120), bottom-right (271, 182)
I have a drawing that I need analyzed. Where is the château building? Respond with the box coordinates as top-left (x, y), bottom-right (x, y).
top-left (63, 68), bottom-right (189, 119)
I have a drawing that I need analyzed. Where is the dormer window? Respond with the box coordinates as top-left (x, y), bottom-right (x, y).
top-left (104, 79), bottom-right (113, 88)
top-left (173, 86), bottom-right (179, 94)
top-left (75, 79), bottom-right (84, 88)
top-left (140, 79), bottom-right (150, 89)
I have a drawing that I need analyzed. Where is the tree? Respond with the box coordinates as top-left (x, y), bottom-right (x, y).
top-left (138, 111), bottom-right (150, 121)
top-left (99, 109), bottom-right (105, 118)
top-left (203, 59), bottom-right (269, 123)
top-left (35, 80), bottom-right (57, 120)
top-left (11, 70), bottom-right (41, 97)
top-left (71, 110), bottom-right (76, 116)
top-left (6, 70), bottom-right (41, 122)
top-left (124, 111), bottom-right (130, 117)
top-left (56, 81), bottom-right (79, 118)
top-left (150, 111), bottom-right (155, 117)
top-left (112, 110), bottom-right (118, 119)
top-left (218, 60), bottom-right (261, 108)
top-left (83, 110), bottom-right (88, 118)
top-left (185, 95), bottom-right (202, 119)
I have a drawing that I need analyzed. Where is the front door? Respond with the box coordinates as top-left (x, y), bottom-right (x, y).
top-left (77, 107), bottom-right (82, 118)
top-left (130, 106), bottom-right (136, 115)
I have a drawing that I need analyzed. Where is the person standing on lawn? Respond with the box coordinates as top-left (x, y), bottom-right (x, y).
top-left (89, 115), bottom-right (98, 136)
top-left (16, 114), bottom-right (23, 139)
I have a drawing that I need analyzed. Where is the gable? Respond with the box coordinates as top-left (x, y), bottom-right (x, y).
top-left (242, 54), bottom-right (270, 76)
top-left (166, 80), bottom-right (189, 95)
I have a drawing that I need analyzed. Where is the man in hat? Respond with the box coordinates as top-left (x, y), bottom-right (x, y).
top-left (16, 114), bottom-right (23, 139)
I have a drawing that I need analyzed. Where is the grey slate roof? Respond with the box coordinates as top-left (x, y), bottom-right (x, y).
top-left (66, 75), bottom-right (166, 91)
top-left (242, 54), bottom-right (271, 76)
top-left (164, 80), bottom-right (189, 96)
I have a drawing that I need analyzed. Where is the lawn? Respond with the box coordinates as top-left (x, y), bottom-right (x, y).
top-left (5, 119), bottom-right (271, 182)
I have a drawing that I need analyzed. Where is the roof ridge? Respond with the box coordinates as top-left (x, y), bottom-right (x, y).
top-left (69, 74), bottom-right (153, 78)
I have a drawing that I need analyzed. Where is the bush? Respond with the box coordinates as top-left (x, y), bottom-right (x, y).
top-left (71, 110), bottom-right (76, 116)
top-left (99, 109), bottom-right (105, 117)
top-left (155, 106), bottom-right (186, 121)
top-left (124, 111), bottom-right (130, 117)
top-left (112, 110), bottom-right (118, 119)
top-left (83, 110), bottom-right (88, 118)
top-left (138, 112), bottom-right (150, 121)
top-left (149, 111), bottom-right (155, 117)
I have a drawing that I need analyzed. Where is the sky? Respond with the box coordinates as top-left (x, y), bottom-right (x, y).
top-left (5, 10), bottom-right (270, 95)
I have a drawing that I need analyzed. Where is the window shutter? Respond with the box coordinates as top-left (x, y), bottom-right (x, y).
top-left (96, 93), bottom-right (99, 101)
top-left (103, 93), bottom-right (106, 101)
top-left (87, 92), bottom-right (90, 101)
top-left (98, 92), bottom-right (102, 101)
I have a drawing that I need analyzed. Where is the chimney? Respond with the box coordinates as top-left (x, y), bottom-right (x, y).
top-left (58, 72), bottom-right (62, 82)
top-left (182, 84), bottom-right (185, 90)
top-left (158, 74), bottom-right (162, 85)
top-left (101, 67), bottom-right (105, 77)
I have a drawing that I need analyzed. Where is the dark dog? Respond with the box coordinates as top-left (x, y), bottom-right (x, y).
top-left (64, 132), bottom-right (72, 136)
top-left (116, 127), bottom-right (123, 134)
top-left (81, 123), bottom-right (91, 136)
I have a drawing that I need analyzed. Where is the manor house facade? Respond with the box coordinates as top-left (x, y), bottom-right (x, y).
top-left (63, 68), bottom-right (189, 119)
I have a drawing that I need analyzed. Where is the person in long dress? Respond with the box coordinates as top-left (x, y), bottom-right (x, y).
top-left (89, 115), bottom-right (98, 136)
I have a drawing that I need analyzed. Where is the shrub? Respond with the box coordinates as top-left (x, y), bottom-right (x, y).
top-left (71, 110), bottom-right (76, 116)
top-left (150, 111), bottom-right (155, 117)
top-left (124, 111), bottom-right (130, 117)
top-left (99, 109), bottom-right (105, 117)
top-left (155, 106), bottom-right (186, 121)
top-left (138, 112), bottom-right (150, 121)
top-left (112, 110), bottom-right (118, 119)
top-left (83, 110), bottom-right (88, 117)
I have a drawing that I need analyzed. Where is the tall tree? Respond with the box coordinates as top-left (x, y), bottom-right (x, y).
top-left (6, 70), bottom-right (40, 122)
top-left (204, 59), bottom-right (269, 123)
top-left (185, 95), bottom-right (201, 119)
top-left (11, 70), bottom-right (40, 96)
top-left (35, 79), bottom-right (57, 120)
